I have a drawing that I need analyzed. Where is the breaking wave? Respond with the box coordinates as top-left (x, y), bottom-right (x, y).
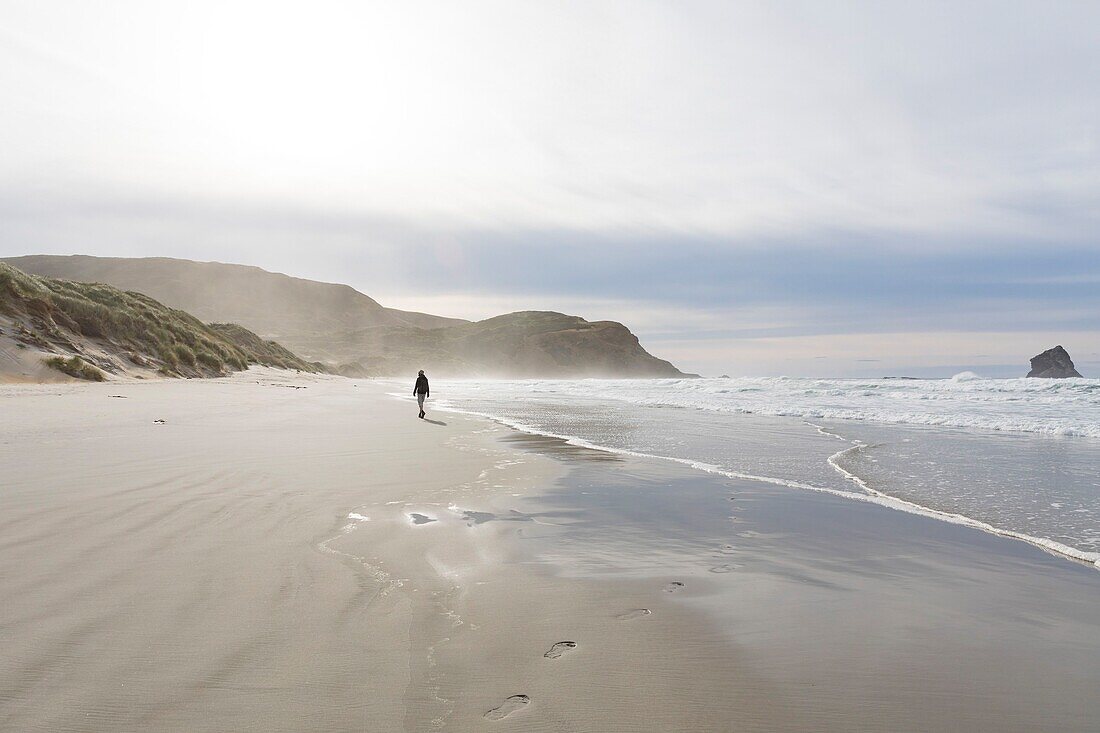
top-left (441, 375), bottom-right (1100, 438)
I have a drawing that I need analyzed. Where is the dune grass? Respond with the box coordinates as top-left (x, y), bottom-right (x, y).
top-left (1, 262), bottom-right (322, 378)
top-left (43, 355), bottom-right (107, 381)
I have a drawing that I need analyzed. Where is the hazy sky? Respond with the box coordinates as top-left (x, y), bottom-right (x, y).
top-left (2, 1), bottom-right (1098, 376)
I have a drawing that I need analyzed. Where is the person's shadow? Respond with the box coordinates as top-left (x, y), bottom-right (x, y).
top-left (423, 418), bottom-right (447, 426)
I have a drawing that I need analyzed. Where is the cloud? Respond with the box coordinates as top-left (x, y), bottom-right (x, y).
top-left (3, 188), bottom-right (1096, 327)
top-left (1, 1), bottom-right (1099, 240)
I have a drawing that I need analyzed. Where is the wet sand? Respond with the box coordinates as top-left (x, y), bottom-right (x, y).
top-left (497, 435), bottom-right (1100, 731)
top-left (2, 371), bottom-right (1099, 731)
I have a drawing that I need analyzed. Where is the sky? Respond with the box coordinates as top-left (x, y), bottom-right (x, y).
top-left (1, 0), bottom-right (1098, 377)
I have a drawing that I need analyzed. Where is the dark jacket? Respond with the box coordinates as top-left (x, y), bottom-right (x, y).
top-left (413, 375), bottom-right (429, 396)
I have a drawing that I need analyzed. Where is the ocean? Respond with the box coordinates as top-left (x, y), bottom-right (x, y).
top-left (417, 374), bottom-right (1100, 568)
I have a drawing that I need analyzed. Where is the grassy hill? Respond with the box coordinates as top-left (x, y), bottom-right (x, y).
top-left (319, 311), bottom-right (687, 377)
top-left (2, 255), bottom-right (463, 337)
top-left (0, 262), bottom-right (322, 381)
top-left (3, 255), bottom-right (690, 377)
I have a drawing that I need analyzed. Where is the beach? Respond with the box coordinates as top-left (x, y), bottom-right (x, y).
top-left (2, 370), bottom-right (1100, 732)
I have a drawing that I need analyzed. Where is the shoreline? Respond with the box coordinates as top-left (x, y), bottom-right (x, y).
top-left (2, 371), bottom-right (1099, 731)
top-left (416, 393), bottom-right (1100, 571)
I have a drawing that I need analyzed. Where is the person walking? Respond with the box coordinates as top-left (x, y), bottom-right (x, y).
top-left (413, 370), bottom-right (430, 419)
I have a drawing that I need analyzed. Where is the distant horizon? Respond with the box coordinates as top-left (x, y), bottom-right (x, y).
top-left (4, 251), bottom-right (1093, 380)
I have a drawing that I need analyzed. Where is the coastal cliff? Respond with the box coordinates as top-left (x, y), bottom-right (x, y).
top-left (3, 255), bottom-right (688, 377)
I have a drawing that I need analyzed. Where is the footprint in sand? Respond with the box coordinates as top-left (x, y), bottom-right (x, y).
top-left (409, 513), bottom-right (436, 525)
top-left (544, 641), bottom-right (577, 659)
top-left (615, 608), bottom-right (652, 621)
top-left (663, 581), bottom-right (685, 593)
top-left (485, 695), bottom-right (530, 720)
top-left (461, 510), bottom-right (496, 526)
top-left (709, 563), bottom-right (743, 573)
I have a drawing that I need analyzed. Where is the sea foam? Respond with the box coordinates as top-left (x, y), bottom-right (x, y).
top-left (429, 375), bottom-right (1100, 438)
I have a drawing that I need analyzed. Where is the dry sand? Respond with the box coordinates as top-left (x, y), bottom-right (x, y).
top-left (0, 333), bottom-right (74, 384)
top-left (1, 370), bottom-right (1099, 732)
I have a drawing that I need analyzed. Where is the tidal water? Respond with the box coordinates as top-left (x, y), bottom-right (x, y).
top-left (418, 376), bottom-right (1100, 567)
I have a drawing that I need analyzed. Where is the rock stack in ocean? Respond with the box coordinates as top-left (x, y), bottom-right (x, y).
top-left (1027, 345), bottom-right (1083, 378)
